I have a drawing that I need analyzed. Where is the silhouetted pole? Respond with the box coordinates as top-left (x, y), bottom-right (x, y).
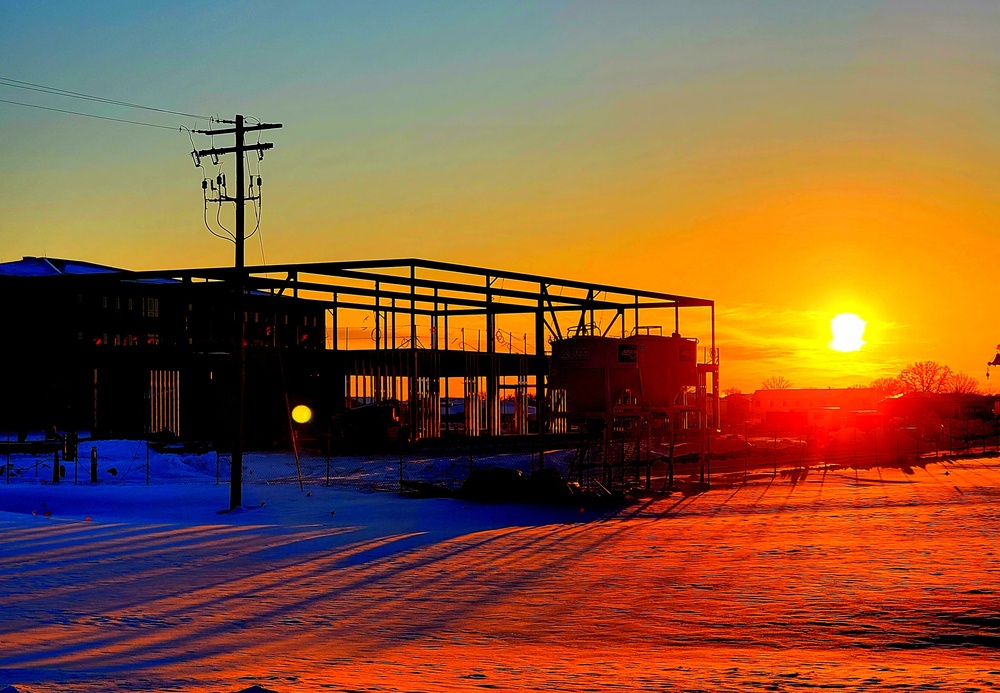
top-left (192, 115), bottom-right (282, 510)
top-left (235, 115), bottom-right (245, 510)
top-left (744, 423), bottom-right (749, 484)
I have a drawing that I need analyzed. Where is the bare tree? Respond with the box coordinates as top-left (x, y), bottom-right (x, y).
top-left (948, 372), bottom-right (983, 395)
top-left (723, 387), bottom-right (743, 396)
top-left (898, 361), bottom-right (953, 394)
top-left (869, 376), bottom-right (905, 398)
top-left (760, 376), bottom-right (792, 390)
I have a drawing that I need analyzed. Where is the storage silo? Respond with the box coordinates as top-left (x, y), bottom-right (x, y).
top-left (548, 332), bottom-right (699, 414)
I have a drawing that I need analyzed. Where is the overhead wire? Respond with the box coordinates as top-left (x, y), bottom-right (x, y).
top-left (0, 79), bottom-right (275, 259)
top-left (0, 76), bottom-right (211, 119)
top-left (245, 148), bottom-right (267, 271)
top-left (0, 97), bottom-right (182, 130)
top-left (182, 125), bottom-right (233, 243)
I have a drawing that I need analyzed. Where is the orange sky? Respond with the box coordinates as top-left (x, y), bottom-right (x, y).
top-left (1, 2), bottom-right (998, 392)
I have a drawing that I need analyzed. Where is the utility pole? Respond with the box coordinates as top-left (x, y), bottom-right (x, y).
top-left (191, 115), bottom-right (281, 510)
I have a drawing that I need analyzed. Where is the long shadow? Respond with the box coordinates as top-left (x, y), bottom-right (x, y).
top-left (0, 511), bottom-right (606, 671)
top-left (1, 489), bottom-right (688, 678)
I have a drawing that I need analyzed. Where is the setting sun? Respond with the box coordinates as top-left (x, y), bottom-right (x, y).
top-left (829, 313), bottom-right (866, 352)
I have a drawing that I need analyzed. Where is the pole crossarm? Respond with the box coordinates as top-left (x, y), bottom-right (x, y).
top-left (195, 142), bottom-right (274, 158)
top-left (193, 123), bottom-right (283, 136)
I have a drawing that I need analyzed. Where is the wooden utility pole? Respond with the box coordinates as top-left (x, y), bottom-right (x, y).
top-left (192, 115), bottom-right (281, 510)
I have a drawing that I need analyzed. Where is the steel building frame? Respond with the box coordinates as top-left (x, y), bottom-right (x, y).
top-left (108, 258), bottom-right (719, 439)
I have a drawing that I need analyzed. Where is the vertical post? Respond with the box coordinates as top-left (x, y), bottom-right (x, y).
top-left (744, 423), bottom-right (749, 484)
top-left (712, 305), bottom-right (720, 429)
top-left (231, 114), bottom-right (246, 511)
top-left (332, 295), bottom-right (338, 350)
top-left (326, 421), bottom-right (332, 487)
top-left (410, 265), bottom-right (417, 347)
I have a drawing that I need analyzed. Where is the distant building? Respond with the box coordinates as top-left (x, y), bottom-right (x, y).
top-left (880, 392), bottom-right (1000, 421)
top-left (750, 388), bottom-right (882, 430)
top-left (719, 392), bottom-right (751, 430)
top-left (0, 257), bottom-right (325, 442)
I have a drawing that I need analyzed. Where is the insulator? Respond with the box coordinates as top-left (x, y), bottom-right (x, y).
top-left (190, 151), bottom-right (201, 168)
top-left (216, 174), bottom-right (223, 186)
top-left (221, 174), bottom-right (226, 187)
top-left (257, 176), bottom-right (262, 187)
top-left (257, 148), bottom-right (264, 161)
top-left (210, 180), bottom-right (216, 191)
top-left (201, 180), bottom-right (208, 190)
top-left (211, 153), bottom-right (219, 166)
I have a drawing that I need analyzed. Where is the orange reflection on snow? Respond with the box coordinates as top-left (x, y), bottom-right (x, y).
top-left (3, 460), bottom-right (1000, 692)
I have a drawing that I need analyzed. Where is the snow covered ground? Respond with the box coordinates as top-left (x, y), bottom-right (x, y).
top-left (2, 447), bottom-right (1000, 692)
top-left (1, 438), bottom-right (562, 490)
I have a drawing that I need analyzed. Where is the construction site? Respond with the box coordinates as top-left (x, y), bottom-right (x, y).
top-left (0, 255), bottom-right (720, 498)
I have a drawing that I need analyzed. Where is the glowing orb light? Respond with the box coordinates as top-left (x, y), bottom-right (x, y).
top-left (291, 404), bottom-right (313, 424)
top-left (829, 313), bottom-right (866, 352)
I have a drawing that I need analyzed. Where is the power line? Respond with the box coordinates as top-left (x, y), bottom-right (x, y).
top-left (0, 76), bottom-right (210, 120)
top-left (0, 97), bottom-right (182, 130)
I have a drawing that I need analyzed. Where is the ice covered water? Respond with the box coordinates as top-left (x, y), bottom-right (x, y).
top-left (1, 458), bottom-right (999, 691)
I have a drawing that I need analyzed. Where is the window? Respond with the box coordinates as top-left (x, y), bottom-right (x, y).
top-left (115, 298), bottom-right (121, 310)
top-left (102, 296), bottom-right (108, 308)
top-left (128, 298), bottom-right (133, 311)
top-left (284, 315), bottom-right (289, 325)
top-left (145, 298), bottom-right (159, 317)
top-left (77, 332), bottom-right (83, 340)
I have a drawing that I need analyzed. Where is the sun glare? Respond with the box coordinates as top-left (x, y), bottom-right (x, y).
top-left (829, 313), bottom-right (866, 352)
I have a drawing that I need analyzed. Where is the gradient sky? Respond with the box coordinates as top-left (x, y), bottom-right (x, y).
top-left (2, 1), bottom-right (998, 393)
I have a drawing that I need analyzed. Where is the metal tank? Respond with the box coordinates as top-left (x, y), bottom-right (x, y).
top-left (548, 332), bottom-right (698, 414)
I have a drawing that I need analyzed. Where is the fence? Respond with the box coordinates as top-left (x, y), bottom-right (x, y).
top-left (3, 419), bottom-right (999, 492)
top-left (0, 434), bottom-right (568, 491)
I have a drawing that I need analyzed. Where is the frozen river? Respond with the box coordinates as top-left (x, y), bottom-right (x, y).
top-left (2, 457), bottom-right (999, 692)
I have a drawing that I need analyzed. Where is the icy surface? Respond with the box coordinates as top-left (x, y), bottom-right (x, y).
top-left (2, 454), bottom-right (1000, 692)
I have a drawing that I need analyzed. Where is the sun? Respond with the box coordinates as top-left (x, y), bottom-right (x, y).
top-left (829, 313), bottom-right (866, 352)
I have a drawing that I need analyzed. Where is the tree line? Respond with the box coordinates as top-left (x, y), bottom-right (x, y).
top-left (736, 361), bottom-right (985, 396)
